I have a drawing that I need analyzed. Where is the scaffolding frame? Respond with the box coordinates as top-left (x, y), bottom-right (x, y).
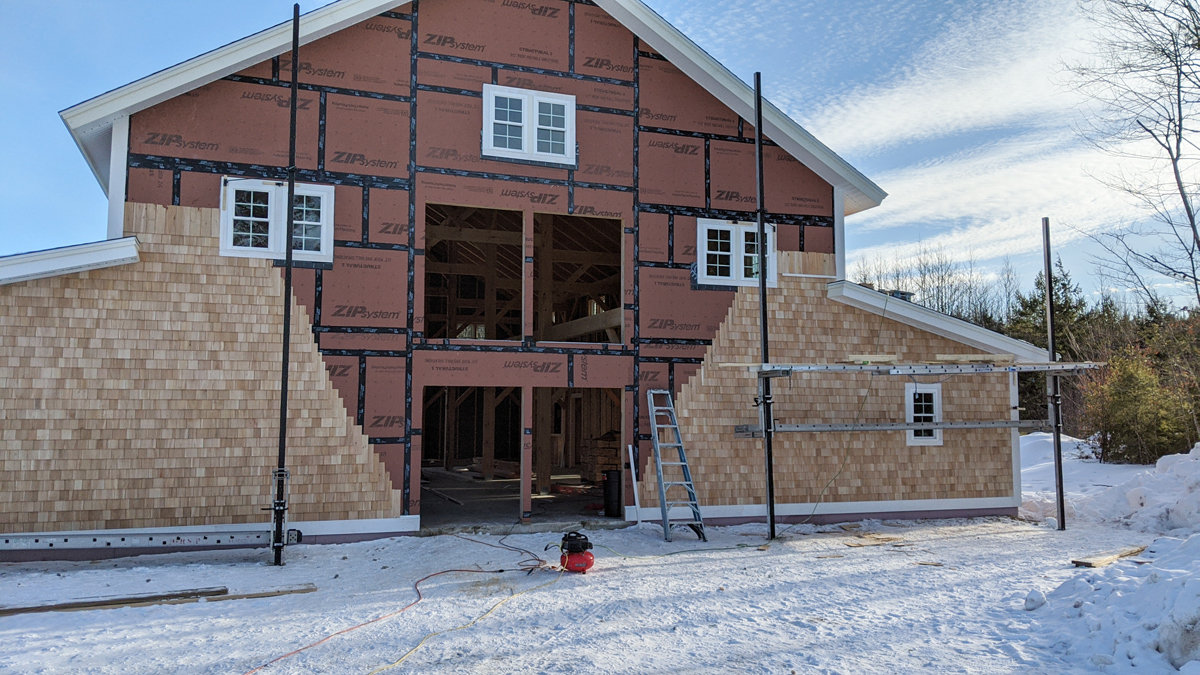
top-left (730, 361), bottom-right (1101, 437)
top-left (730, 360), bottom-right (1101, 527)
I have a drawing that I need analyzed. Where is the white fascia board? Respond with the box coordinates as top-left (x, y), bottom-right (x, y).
top-left (0, 237), bottom-right (141, 286)
top-left (595, 0), bottom-right (887, 216)
top-left (107, 115), bottom-right (130, 238)
top-left (59, 0), bottom-right (408, 191)
top-left (827, 280), bottom-right (1048, 362)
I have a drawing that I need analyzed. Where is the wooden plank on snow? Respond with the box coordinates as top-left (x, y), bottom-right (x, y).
top-left (1071, 545), bottom-right (1147, 568)
top-left (0, 586), bottom-right (228, 616)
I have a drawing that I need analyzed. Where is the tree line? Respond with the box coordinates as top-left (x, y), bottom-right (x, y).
top-left (854, 246), bottom-right (1199, 464)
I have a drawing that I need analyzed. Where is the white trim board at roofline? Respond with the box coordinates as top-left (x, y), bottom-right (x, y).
top-left (0, 237), bottom-right (140, 286)
top-left (827, 280), bottom-right (1048, 362)
top-left (58, 0), bottom-right (884, 217)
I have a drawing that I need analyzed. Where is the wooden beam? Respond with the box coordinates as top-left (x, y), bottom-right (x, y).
top-left (935, 353), bottom-right (1015, 363)
top-left (548, 249), bottom-right (621, 265)
top-left (605, 389), bottom-right (622, 408)
top-left (482, 387), bottom-right (496, 480)
top-left (444, 386), bottom-right (458, 469)
top-left (535, 214), bottom-right (554, 342)
top-left (535, 388), bottom-right (554, 495)
top-left (543, 308), bottom-right (622, 341)
top-left (426, 224), bottom-right (522, 247)
top-left (425, 263), bottom-right (521, 288)
top-left (485, 243), bottom-right (497, 339)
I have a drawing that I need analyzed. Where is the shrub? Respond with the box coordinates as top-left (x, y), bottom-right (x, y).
top-left (1083, 350), bottom-right (1196, 464)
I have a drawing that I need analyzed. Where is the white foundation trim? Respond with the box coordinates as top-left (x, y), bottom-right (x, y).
top-left (293, 516), bottom-right (419, 536)
top-left (2, 516), bottom-right (420, 540)
top-left (0, 236), bottom-right (140, 286)
top-left (625, 495), bottom-right (1019, 522)
top-left (106, 115), bottom-right (129, 238)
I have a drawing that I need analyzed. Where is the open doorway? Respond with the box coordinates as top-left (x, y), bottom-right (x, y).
top-left (424, 204), bottom-right (523, 340)
top-left (419, 385), bottom-right (623, 530)
top-left (533, 213), bottom-right (622, 343)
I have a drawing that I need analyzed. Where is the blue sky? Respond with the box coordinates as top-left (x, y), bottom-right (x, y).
top-left (0, 1), bottom-right (1173, 303)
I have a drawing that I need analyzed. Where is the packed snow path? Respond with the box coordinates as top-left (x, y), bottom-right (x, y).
top-left (0, 519), bottom-right (1152, 674)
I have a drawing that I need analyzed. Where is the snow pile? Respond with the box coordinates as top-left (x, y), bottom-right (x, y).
top-left (1021, 433), bottom-right (1200, 535)
top-left (1076, 445), bottom-right (1200, 536)
top-left (1023, 536), bottom-right (1200, 672)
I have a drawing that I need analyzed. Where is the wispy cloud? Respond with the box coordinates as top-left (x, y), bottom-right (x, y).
top-left (797, 0), bottom-right (1086, 155)
top-left (847, 130), bottom-right (1142, 261)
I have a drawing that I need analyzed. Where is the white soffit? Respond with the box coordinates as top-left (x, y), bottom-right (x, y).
top-left (827, 281), bottom-right (1048, 362)
top-left (0, 237), bottom-right (141, 286)
top-left (60, 0), bottom-right (884, 216)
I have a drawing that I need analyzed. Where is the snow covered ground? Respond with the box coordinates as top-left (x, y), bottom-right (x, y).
top-left (1022, 432), bottom-right (1200, 536)
top-left (2, 435), bottom-right (1198, 674)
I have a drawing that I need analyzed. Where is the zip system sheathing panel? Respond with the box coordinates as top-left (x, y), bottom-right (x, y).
top-left (120, 0), bottom-right (840, 518)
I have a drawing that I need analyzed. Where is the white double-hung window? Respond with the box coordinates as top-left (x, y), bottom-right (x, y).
top-left (696, 218), bottom-right (777, 287)
top-left (905, 382), bottom-right (943, 446)
top-left (219, 178), bottom-right (335, 264)
top-left (482, 84), bottom-right (576, 167)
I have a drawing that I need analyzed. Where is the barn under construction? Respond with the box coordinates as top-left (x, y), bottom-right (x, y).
top-left (0, 0), bottom-right (1052, 559)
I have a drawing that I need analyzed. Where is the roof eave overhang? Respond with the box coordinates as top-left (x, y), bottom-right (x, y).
top-left (0, 236), bottom-right (141, 286)
top-left (59, 0), bottom-right (408, 192)
top-left (59, 0), bottom-right (885, 217)
top-left (827, 280), bottom-right (1049, 362)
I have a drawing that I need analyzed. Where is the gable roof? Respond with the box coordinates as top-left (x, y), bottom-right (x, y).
top-left (827, 280), bottom-right (1048, 362)
top-left (60, 0), bottom-right (886, 216)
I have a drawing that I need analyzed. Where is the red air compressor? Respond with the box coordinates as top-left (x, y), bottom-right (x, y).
top-left (557, 531), bottom-right (594, 573)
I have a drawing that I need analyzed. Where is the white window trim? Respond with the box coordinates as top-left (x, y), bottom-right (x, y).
top-left (481, 84), bottom-right (576, 167)
top-left (905, 382), bottom-right (943, 446)
top-left (696, 218), bottom-right (777, 287)
top-left (219, 178), bottom-right (335, 264)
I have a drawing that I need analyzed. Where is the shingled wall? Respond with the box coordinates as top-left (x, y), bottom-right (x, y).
top-left (0, 203), bottom-right (399, 533)
top-left (636, 262), bottom-right (1016, 512)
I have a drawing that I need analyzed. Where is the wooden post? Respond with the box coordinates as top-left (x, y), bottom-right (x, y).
top-left (484, 242), bottom-right (497, 339)
top-left (521, 386), bottom-right (533, 523)
top-left (444, 386), bottom-right (457, 470)
top-left (482, 387), bottom-right (496, 480)
top-left (535, 388), bottom-right (554, 495)
top-left (522, 212), bottom-right (535, 339)
top-left (535, 214), bottom-right (554, 341)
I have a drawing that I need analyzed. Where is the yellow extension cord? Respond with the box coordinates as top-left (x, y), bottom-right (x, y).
top-left (366, 569), bottom-right (565, 675)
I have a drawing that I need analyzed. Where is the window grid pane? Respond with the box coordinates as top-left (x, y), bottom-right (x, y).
top-left (537, 128), bottom-right (566, 155)
top-left (290, 194), bottom-right (323, 252)
top-left (232, 189), bottom-right (271, 249)
top-left (706, 229), bottom-right (732, 278)
top-left (536, 101), bottom-right (567, 155)
top-left (493, 96), bottom-right (523, 150)
top-left (743, 231), bottom-right (760, 279)
top-left (912, 391), bottom-right (936, 438)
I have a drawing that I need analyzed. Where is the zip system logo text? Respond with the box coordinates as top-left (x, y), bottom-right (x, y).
top-left (646, 139), bottom-right (700, 155)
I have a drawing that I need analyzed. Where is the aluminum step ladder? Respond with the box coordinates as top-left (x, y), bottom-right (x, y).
top-left (646, 389), bottom-right (706, 542)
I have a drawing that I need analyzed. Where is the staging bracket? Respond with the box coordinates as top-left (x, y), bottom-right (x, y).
top-left (743, 361), bottom-right (1103, 376)
top-left (735, 419), bottom-right (1049, 437)
top-left (0, 529), bottom-right (302, 553)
